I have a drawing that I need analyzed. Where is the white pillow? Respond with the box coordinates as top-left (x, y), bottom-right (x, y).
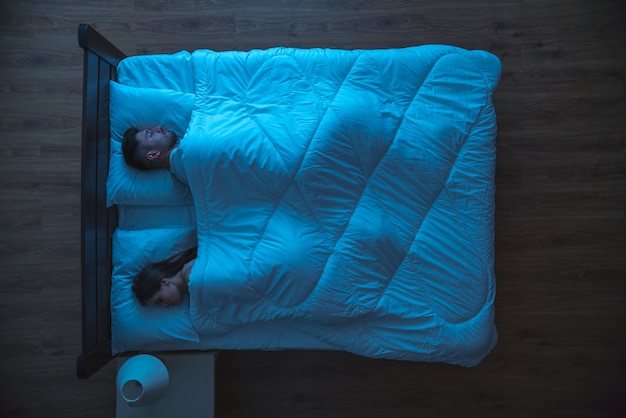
top-left (107, 80), bottom-right (195, 206)
top-left (107, 139), bottom-right (193, 206)
top-left (109, 81), bottom-right (194, 142)
top-left (116, 51), bottom-right (195, 93)
top-left (111, 226), bottom-right (199, 353)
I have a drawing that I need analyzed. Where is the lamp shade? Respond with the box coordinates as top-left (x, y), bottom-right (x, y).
top-left (116, 354), bottom-right (170, 407)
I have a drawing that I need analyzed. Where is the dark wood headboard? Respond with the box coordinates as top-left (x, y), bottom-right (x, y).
top-left (76, 24), bottom-right (126, 379)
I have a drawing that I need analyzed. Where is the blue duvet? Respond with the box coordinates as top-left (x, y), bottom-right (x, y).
top-left (178, 45), bottom-right (500, 365)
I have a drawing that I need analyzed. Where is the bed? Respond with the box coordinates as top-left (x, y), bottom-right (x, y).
top-left (76, 23), bottom-right (501, 379)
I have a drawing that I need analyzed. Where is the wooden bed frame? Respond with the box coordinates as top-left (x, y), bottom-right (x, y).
top-left (77, 23), bottom-right (125, 379)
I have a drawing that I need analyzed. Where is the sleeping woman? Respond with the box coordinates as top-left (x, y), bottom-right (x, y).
top-left (132, 247), bottom-right (197, 307)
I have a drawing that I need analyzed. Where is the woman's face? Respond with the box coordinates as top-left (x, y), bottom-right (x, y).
top-left (146, 278), bottom-right (183, 308)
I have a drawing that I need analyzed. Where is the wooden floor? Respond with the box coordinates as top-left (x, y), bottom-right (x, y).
top-left (0, 0), bottom-right (624, 417)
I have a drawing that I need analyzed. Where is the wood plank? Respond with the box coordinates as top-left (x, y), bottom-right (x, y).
top-left (233, 10), bottom-right (426, 49)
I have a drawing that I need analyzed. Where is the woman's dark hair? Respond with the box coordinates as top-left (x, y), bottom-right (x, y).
top-left (132, 246), bottom-right (198, 305)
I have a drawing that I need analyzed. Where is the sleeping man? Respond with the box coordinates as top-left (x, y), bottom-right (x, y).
top-left (122, 125), bottom-right (188, 185)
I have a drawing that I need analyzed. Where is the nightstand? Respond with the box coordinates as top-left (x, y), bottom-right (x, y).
top-left (116, 351), bottom-right (217, 418)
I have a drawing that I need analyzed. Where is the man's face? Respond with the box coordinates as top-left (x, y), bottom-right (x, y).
top-left (136, 125), bottom-right (177, 154)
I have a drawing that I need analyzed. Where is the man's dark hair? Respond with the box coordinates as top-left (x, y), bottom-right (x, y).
top-left (121, 127), bottom-right (147, 170)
